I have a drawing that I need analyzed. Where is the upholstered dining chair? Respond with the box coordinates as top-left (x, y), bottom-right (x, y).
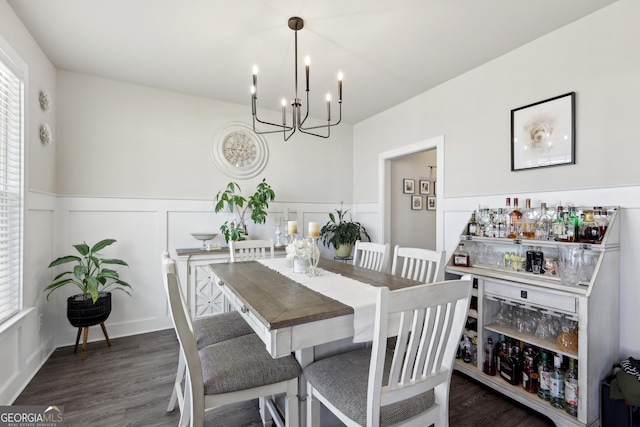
top-left (390, 245), bottom-right (446, 284)
top-left (165, 271), bottom-right (301, 427)
top-left (304, 277), bottom-right (472, 427)
top-left (352, 240), bottom-right (391, 273)
top-left (161, 252), bottom-right (254, 425)
top-left (229, 239), bottom-right (275, 262)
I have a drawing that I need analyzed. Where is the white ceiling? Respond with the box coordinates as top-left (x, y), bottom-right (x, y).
top-left (9, 0), bottom-right (617, 124)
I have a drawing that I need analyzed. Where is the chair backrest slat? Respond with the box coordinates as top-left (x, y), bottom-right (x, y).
top-left (391, 245), bottom-right (446, 283)
top-left (229, 239), bottom-right (275, 262)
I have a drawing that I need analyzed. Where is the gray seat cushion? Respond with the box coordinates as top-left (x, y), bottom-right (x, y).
top-left (199, 334), bottom-right (301, 395)
top-left (194, 311), bottom-right (254, 350)
top-left (304, 347), bottom-right (435, 426)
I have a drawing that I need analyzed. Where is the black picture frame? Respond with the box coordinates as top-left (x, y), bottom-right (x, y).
top-left (419, 180), bottom-right (430, 195)
top-left (411, 195), bottom-right (422, 210)
top-left (403, 179), bottom-right (415, 194)
top-left (511, 92), bottom-right (575, 171)
top-left (427, 196), bottom-right (436, 211)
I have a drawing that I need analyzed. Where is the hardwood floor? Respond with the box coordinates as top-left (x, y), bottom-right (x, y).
top-left (14, 329), bottom-right (556, 426)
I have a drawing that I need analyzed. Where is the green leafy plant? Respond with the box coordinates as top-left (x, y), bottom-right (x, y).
top-left (45, 239), bottom-right (132, 303)
top-left (320, 203), bottom-right (371, 250)
top-left (214, 179), bottom-right (276, 243)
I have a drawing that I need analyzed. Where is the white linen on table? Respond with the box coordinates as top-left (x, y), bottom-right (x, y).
top-left (258, 258), bottom-right (379, 342)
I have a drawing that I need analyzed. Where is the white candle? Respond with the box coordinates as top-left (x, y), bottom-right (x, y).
top-left (308, 221), bottom-right (320, 237)
top-left (287, 220), bottom-right (298, 235)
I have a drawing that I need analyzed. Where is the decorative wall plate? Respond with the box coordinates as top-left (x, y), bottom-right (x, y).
top-left (211, 122), bottom-right (268, 179)
top-left (39, 90), bottom-right (52, 112)
top-left (39, 124), bottom-right (53, 144)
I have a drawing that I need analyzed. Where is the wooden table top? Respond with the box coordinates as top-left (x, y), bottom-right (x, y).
top-left (209, 258), bottom-right (422, 331)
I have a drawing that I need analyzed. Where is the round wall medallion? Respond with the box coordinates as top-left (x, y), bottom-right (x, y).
top-left (39, 124), bottom-right (53, 144)
top-left (211, 122), bottom-right (268, 179)
top-left (39, 90), bottom-right (52, 112)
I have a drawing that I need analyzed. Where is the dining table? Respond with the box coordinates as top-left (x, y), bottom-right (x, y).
top-left (208, 256), bottom-right (429, 426)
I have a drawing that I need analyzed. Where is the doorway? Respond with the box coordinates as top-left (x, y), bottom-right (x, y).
top-left (378, 135), bottom-right (444, 251)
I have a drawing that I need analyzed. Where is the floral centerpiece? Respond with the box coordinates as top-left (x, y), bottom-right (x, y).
top-left (286, 237), bottom-right (320, 274)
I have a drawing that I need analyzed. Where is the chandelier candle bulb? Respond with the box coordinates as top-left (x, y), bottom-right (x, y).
top-left (326, 93), bottom-right (331, 121)
top-left (305, 55), bottom-right (310, 91)
top-left (338, 72), bottom-right (343, 101)
top-left (281, 98), bottom-right (287, 125)
top-left (287, 220), bottom-right (298, 235)
top-left (252, 65), bottom-right (258, 98)
top-left (308, 221), bottom-right (320, 237)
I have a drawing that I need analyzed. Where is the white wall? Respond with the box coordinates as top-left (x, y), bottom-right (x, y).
top-left (353, 0), bottom-right (640, 358)
top-left (0, 0), bottom-right (58, 405)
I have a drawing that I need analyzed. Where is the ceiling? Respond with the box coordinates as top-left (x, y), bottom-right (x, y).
top-left (9, 0), bottom-right (617, 125)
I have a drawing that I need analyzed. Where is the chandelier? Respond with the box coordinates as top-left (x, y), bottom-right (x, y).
top-left (251, 17), bottom-right (343, 141)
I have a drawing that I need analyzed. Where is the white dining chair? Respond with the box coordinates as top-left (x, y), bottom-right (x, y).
top-left (304, 277), bottom-right (471, 427)
top-left (352, 240), bottom-right (391, 273)
top-left (161, 252), bottom-right (254, 426)
top-left (229, 239), bottom-right (274, 262)
top-left (390, 245), bottom-right (446, 283)
top-left (165, 271), bottom-right (301, 427)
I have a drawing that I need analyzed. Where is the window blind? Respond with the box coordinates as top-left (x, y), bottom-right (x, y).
top-left (0, 52), bottom-right (23, 326)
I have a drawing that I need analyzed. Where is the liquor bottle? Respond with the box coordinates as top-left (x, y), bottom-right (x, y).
top-left (550, 354), bottom-right (565, 409)
top-left (453, 243), bottom-right (470, 266)
top-left (500, 339), bottom-right (520, 386)
top-left (564, 358), bottom-right (578, 416)
top-left (526, 246), bottom-right (535, 272)
top-left (552, 205), bottom-right (565, 241)
top-left (521, 199), bottom-right (537, 239)
top-left (468, 211), bottom-right (478, 236)
top-left (503, 198), bottom-right (512, 237)
top-left (484, 337), bottom-right (496, 376)
top-left (495, 209), bottom-right (505, 238)
top-left (538, 351), bottom-right (551, 400)
top-left (594, 207), bottom-right (608, 241)
top-left (533, 247), bottom-right (545, 274)
top-left (522, 348), bottom-right (539, 393)
top-left (461, 336), bottom-right (472, 363)
top-left (508, 197), bottom-right (522, 239)
top-left (535, 203), bottom-right (553, 241)
top-left (486, 212), bottom-right (497, 238)
top-left (568, 206), bottom-right (580, 237)
top-left (494, 335), bottom-right (505, 376)
top-left (578, 210), bottom-right (601, 243)
top-left (561, 212), bottom-right (575, 242)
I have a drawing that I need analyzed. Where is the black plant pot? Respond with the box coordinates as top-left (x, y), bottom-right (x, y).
top-left (67, 292), bottom-right (112, 327)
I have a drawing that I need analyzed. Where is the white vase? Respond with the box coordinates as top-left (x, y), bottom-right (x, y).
top-left (293, 256), bottom-right (309, 273)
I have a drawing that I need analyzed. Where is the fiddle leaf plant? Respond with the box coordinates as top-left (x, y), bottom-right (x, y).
top-left (214, 179), bottom-right (276, 243)
top-left (45, 239), bottom-right (132, 303)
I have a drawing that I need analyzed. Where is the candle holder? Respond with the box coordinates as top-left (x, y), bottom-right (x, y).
top-left (275, 224), bottom-right (283, 247)
top-left (306, 237), bottom-right (321, 277)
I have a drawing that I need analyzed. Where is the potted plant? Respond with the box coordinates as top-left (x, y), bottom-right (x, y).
top-left (45, 239), bottom-right (132, 328)
top-left (213, 178), bottom-right (276, 243)
top-left (320, 203), bottom-right (371, 258)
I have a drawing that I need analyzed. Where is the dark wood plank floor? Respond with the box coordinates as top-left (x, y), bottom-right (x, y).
top-left (14, 329), bottom-right (556, 426)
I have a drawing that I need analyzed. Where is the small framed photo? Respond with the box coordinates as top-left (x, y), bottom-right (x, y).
top-left (411, 195), bottom-right (422, 210)
top-left (419, 180), bottom-right (430, 195)
top-left (403, 179), bottom-right (415, 194)
top-left (511, 92), bottom-right (575, 171)
top-left (427, 196), bottom-right (437, 211)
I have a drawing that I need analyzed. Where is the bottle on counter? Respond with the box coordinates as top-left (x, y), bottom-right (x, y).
top-left (497, 208), bottom-right (508, 238)
top-left (508, 197), bottom-right (522, 239)
top-left (552, 205), bottom-right (565, 241)
top-left (494, 335), bottom-right (506, 377)
top-left (538, 351), bottom-right (551, 401)
top-left (468, 211), bottom-right (478, 236)
top-left (564, 358), bottom-right (579, 416)
top-left (522, 348), bottom-right (539, 393)
top-left (453, 243), bottom-right (470, 267)
top-left (535, 203), bottom-right (553, 241)
top-left (550, 353), bottom-right (565, 409)
top-left (484, 337), bottom-right (496, 376)
top-left (578, 210), bottom-right (601, 244)
top-left (521, 199), bottom-right (538, 239)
